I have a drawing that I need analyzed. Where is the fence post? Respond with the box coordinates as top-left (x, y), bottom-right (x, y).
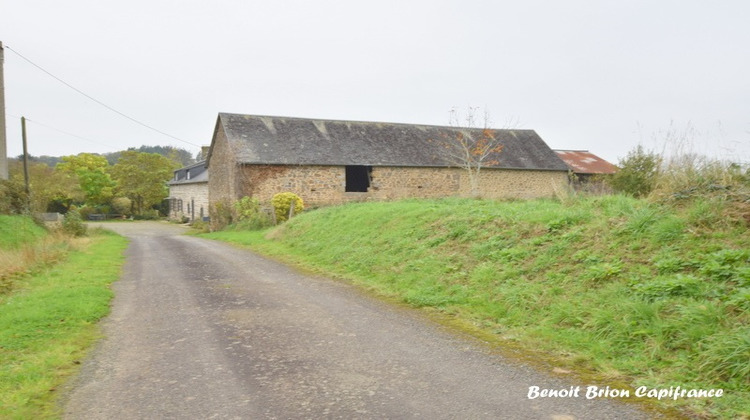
top-left (288, 200), bottom-right (296, 219)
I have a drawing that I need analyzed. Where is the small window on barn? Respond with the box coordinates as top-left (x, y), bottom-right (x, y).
top-left (345, 166), bottom-right (372, 192)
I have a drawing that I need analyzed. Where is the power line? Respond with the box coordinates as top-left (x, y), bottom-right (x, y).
top-left (4, 45), bottom-right (201, 148)
top-left (7, 112), bottom-right (120, 152)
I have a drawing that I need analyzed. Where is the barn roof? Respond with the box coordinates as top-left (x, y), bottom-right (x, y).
top-left (554, 150), bottom-right (618, 174)
top-left (209, 113), bottom-right (569, 171)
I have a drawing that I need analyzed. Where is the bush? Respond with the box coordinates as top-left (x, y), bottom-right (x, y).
top-left (111, 197), bottom-right (132, 216)
top-left (608, 145), bottom-right (661, 197)
top-left (132, 209), bottom-right (160, 220)
top-left (271, 192), bottom-right (304, 223)
top-left (190, 219), bottom-right (210, 233)
top-left (210, 200), bottom-right (233, 230)
top-left (0, 179), bottom-right (28, 214)
top-left (62, 210), bottom-right (87, 237)
top-left (233, 196), bottom-right (272, 230)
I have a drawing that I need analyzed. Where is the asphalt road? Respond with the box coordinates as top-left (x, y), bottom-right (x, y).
top-left (62, 221), bottom-right (653, 419)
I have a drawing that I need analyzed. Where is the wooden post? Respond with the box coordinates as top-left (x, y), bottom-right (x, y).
top-left (0, 41), bottom-right (8, 180)
top-left (21, 116), bottom-right (30, 210)
top-left (288, 200), bottom-right (296, 220)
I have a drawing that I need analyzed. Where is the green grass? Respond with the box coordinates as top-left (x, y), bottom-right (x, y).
top-left (0, 215), bottom-right (48, 250)
top-left (203, 196), bottom-right (749, 419)
top-left (0, 229), bottom-right (128, 419)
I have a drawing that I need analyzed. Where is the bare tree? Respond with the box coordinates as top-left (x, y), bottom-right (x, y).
top-left (432, 107), bottom-right (505, 197)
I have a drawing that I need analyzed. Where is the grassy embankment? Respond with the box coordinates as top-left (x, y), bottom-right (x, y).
top-left (0, 216), bottom-right (128, 419)
top-left (204, 195), bottom-right (749, 418)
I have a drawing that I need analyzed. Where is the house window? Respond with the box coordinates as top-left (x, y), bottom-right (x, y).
top-left (345, 166), bottom-right (372, 192)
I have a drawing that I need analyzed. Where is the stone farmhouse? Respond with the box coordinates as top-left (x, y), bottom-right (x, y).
top-left (204, 113), bottom-right (570, 215)
top-left (167, 160), bottom-right (209, 222)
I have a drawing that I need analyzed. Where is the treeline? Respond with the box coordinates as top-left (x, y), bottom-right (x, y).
top-left (1, 145), bottom-right (196, 218)
top-left (17, 145), bottom-right (200, 168)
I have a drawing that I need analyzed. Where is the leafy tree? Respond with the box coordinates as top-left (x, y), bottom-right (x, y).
top-left (110, 151), bottom-right (180, 215)
top-left (608, 145), bottom-right (662, 198)
top-left (431, 107), bottom-right (504, 197)
top-left (2, 159), bottom-right (80, 214)
top-left (57, 153), bottom-right (116, 206)
top-left (21, 161), bottom-right (82, 213)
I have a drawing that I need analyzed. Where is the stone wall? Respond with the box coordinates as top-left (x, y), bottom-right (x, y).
top-left (168, 182), bottom-right (209, 222)
top-left (235, 164), bottom-right (568, 207)
top-left (207, 124), bottom-right (238, 217)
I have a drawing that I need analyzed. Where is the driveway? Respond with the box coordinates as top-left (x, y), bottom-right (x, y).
top-left (63, 221), bottom-right (653, 419)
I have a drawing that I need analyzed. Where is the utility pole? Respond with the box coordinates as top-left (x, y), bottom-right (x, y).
top-left (0, 41), bottom-right (8, 180)
top-left (21, 117), bottom-right (30, 209)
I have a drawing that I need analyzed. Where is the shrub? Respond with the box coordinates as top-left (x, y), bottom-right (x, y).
top-left (210, 200), bottom-right (233, 230)
top-left (62, 210), bottom-right (87, 237)
top-left (132, 209), bottom-right (160, 220)
top-left (233, 196), bottom-right (272, 230)
top-left (608, 145), bottom-right (661, 197)
top-left (271, 192), bottom-right (304, 223)
top-left (76, 205), bottom-right (96, 221)
top-left (190, 219), bottom-right (210, 233)
top-left (0, 179), bottom-right (28, 214)
top-left (111, 197), bottom-right (132, 216)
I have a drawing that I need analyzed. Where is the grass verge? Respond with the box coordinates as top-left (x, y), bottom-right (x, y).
top-left (0, 229), bottom-right (128, 419)
top-left (203, 196), bottom-right (749, 419)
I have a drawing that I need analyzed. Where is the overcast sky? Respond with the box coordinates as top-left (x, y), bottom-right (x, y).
top-left (1, 0), bottom-right (749, 164)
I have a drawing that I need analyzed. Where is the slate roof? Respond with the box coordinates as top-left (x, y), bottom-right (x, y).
top-left (209, 113), bottom-right (569, 171)
top-left (554, 150), bottom-right (618, 174)
top-left (168, 161), bottom-right (208, 185)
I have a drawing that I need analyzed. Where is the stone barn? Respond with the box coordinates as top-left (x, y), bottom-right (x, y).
top-left (206, 113), bottom-right (569, 213)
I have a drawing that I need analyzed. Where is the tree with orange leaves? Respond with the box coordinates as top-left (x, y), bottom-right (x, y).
top-left (433, 107), bottom-right (505, 197)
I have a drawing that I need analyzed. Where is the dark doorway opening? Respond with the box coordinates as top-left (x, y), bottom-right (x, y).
top-left (345, 166), bottom-right (372, 192)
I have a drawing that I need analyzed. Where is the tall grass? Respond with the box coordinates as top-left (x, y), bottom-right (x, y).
top-left (0, 230), bottom-right (128, 419)
top-left (0, 216), bottom-right (63, 294)
top-left (205, 196), bottom-right (749, 418)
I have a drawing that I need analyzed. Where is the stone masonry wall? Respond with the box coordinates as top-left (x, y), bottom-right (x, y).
top-left (207, 124), bottom-right (238, 216)
top-left (236, 164), bottom-right (568, 207)
top-left (168, 182), bottom-right (209, 222)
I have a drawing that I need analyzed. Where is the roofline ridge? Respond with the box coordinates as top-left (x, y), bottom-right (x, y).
top-left (554, 149), bottom-right (591, 152)
top-left (218, 112), bottom-right (533, 132)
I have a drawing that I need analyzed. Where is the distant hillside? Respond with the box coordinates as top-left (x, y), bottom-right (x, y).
top-left (16, 145), bottom-right (197, 167)
top-left (104, 145), bottom-right (197, 166)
